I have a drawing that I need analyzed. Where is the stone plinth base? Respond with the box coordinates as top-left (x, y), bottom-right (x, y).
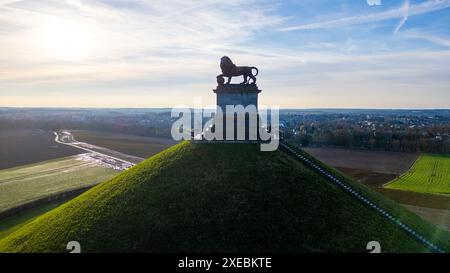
top-left (211, 84), bottom-right (261, 141)
top-left (214, 84), bottom-right (261, 111)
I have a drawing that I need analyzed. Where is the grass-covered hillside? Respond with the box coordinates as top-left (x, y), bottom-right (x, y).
top-left (0, 141), bottom-right (448, 253)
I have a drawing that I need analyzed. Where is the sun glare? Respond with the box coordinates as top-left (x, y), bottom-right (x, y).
top-left (40, 17), bottom-right (90, 61)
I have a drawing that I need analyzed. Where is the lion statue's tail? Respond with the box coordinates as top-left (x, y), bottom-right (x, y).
top-left (251, 67), bottom-right (259, 77)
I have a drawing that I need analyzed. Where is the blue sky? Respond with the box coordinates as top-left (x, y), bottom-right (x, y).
top-left (0, 0), bottom-right (449, 108)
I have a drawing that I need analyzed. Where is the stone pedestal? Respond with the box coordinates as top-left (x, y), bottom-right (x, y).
top-left (213, 84), bottom-right (261, 141)
top-left (214, 84), bottom-right (261, 110)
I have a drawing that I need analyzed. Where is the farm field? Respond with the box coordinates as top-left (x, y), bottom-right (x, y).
top-left (403, 205), bottom-right (450, 231)
top-left (385, 154), bottom-right (450, 195)
top-left (0, 156), bottom-right (118, 213)
top-left (303, 147), bottom-right (418, 174)
top-left (2, 141), bottom-right (450, 253)
top-left (302, 147), bottom-right (450, 230)
top-left (336, 167), bottom-right (397, 187)
top-left (0, 129), bottom-right (82, 170)
top-left (72, 130), bottom-right (176, 159)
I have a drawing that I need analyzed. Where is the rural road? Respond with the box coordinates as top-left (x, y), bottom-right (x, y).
top-left (54, 131), bottom-right (139, 169)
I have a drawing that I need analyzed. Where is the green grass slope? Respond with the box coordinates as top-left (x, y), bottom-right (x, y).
top-left (0, 141), bottom-right (448, 253)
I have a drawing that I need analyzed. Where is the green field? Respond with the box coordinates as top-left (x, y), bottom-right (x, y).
top-left (385, 154), bottom-right (450, 195)
top-left (0, 199), bottom-right (70, 239)
top-left (1, 142), bottom-right (449, 253)
top-left (0, 156), bottom-right (118, 213)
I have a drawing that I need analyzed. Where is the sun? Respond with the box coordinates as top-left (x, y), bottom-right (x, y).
top-left (40, 17), bottom-right (90, 61)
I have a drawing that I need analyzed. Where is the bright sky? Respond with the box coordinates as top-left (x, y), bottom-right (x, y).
top-left (0, 0), bottom-right (449, 108)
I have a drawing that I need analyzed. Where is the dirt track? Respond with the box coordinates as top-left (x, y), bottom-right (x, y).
top-left (55, 131), bottom-right (138, 170)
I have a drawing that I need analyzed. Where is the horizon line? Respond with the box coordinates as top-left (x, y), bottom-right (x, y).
top-left (1, 106), bottom-right (449, 111)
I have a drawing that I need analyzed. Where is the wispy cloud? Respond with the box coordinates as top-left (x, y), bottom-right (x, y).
top-left (0, 0), bottom-right (21, 5)
top-left (281, 0), bottom-right (450, 31)
top-left (0, 0), bottom-right (449, 108)
top-left (401, 29), bottom-right (450, 47)
top-left (0, 0), bottom-right (284, 82)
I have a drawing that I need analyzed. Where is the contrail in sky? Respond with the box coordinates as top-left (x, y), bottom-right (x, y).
top-left (395, 0), bottom-right (411, 33)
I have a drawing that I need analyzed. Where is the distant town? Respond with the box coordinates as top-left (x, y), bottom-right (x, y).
top-left (279, 109), bottom-right (450, 153)
top-left (1, 107), bottom-right (449, 153)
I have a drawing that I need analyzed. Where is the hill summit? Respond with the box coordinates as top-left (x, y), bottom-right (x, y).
top-left (0, 141), bottom-right (448, 252)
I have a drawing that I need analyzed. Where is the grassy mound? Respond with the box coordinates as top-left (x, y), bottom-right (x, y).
top-left (0, 141), bottom-right (448, 253)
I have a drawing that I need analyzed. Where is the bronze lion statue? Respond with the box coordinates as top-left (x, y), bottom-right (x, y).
top-left (217, 56), bottom-right (258, 85)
